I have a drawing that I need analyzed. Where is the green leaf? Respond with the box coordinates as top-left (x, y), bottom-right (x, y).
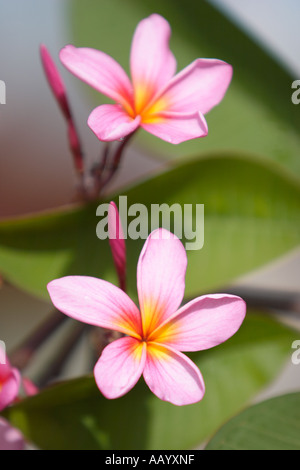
top-left (2, 313), bottom-right (296, 450)
top-left (205, 392), bottom-right (300, 450)
top-left (0, 153), bottom-right (299, 300)
top-left (69, 0), bottom-right (300, 175)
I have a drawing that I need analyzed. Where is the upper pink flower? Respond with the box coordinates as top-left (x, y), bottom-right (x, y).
top-left (59, 14), bottom-right (233, 144)
top-left (47, 229), bottom-right (246, 406)
top-left (0, 352), bottom-right (21, 412)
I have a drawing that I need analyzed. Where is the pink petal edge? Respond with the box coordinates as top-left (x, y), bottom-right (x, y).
top-left (143, 342), bottom-right (205, 406)
top-left (47, 276), bottom-right (142, 338)
top-left (88, 104), bottom-right (141, 141)
top-left (94, 336), bottom-right (146, 399)
top-left (130, 14), bottom-right (176, 103)
top-left (161, 58), bottom-right (233, 116)
top-left (137, 229), bottom-right (187, 334)
top-left (156, 294), bottom-right (246, 352)
top-left (60, 45), bottom-right (133, 110)
top-left (141, 111), bottom-right (208, 144)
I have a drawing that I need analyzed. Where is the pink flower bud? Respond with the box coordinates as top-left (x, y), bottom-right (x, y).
top-left (108, 201), bottom-right (126, 292)
top-left (40, 44), bottom-right (84, 176)
top-left (40, 44), bottom-right (71, 120)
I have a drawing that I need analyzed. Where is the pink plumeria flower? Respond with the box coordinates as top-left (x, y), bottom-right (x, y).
top-left (47, 229), bottom-right (246, 406)
top-left (59, 14), bottom-right (233, 144)
top-left (0, 352), bottom-right (21, 412)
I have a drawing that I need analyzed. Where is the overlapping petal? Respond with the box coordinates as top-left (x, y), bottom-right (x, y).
top-left (143, 343), bottom-right (205, 406)
top-left (137, 229), bottom-right (187, 338)
top-left (153, 294), bottom-right (246, 351)
top-left (88, 104), bottom-right (141, 142)
top-left (159, 58), bottom-right (233, 116)
top-left (130, 14), bottom-right (176, 114)
top-left (59, 46), bottom-right (134, 112)
top-left (47, 276), bottom-right (142, 338)
top-left (94, 336), bottom-right (146, 399)
top-left (141, 111), bottom-right (208, 144)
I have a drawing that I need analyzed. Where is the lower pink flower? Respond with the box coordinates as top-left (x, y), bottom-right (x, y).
top-left (47, 229), bottom-right (246, 406)
top-left (0, 354), bottom-right (21, 412)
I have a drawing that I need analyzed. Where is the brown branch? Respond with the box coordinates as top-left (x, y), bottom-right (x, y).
top-left (9, 309), bottom-right (68, 371)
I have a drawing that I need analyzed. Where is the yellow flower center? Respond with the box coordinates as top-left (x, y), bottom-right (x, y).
top-left (127, 82), bottom-right (168, 124)
top-left (140, 300), bottom-right (178, 345)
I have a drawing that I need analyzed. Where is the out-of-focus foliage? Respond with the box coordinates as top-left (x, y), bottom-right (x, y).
top-left (205, 392), bottom-right (300, 450)
top-left (0, 153), bottom-right (299, 300)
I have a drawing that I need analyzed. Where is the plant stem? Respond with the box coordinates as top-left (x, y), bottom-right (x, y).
top-left (91, 131), bottom-right (137, 199)
top-left (9, 309), bottom-right (68, 371)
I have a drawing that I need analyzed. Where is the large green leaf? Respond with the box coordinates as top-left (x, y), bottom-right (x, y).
top-left (205, 392), bottom-right (300, 450)
top-left (2, 314), bottom-right (296, 450)
top-left (0, 153), bottom-right (299, 300)
top-left (69, 0), bottom-right (300, 175)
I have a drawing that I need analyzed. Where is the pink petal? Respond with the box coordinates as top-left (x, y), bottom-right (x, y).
top-left (47, 276), bottom-right (142, 339)
top-left (130, 14), bottom-right (176, 113)
top-left (137, 229), bottom-right (187, 338)
top-left (0, 418), bottom-right (25, 451)
top-left (143, 343), bottom-right (205, 405)
top-left (94, 336), bottom-right (146, 399)
top-left (22, 377), bottom-right (38, 397)
top-left (0, 368), bottom-right (21, 411)
top-left (161, 58), bottom-right (233, 116)
top-left (88, 104), bottom-right (141, 142)
top-left (141, 111), bottom-right (208, 144)
top-left (59, 45), bottom-right (134, 111)
top-left (154, 294), bottom-right (246, 351)
top-left (108, 202), bottom-right (126, 291)
top-left (40, 44), bottom-right (71, 120)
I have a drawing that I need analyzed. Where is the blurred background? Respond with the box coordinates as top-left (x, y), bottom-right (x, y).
top-left (0, 0), bottom-right (299, 411)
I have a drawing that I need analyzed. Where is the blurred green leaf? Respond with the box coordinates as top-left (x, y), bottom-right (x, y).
top-left (69, 0), bottom-right (300, 175)
top-left (0, 152), bottom-right (299, 300)
top-left (205, 392), bottom-right (300, 450)
top-left (2, 313), bottom-right (296, 449)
